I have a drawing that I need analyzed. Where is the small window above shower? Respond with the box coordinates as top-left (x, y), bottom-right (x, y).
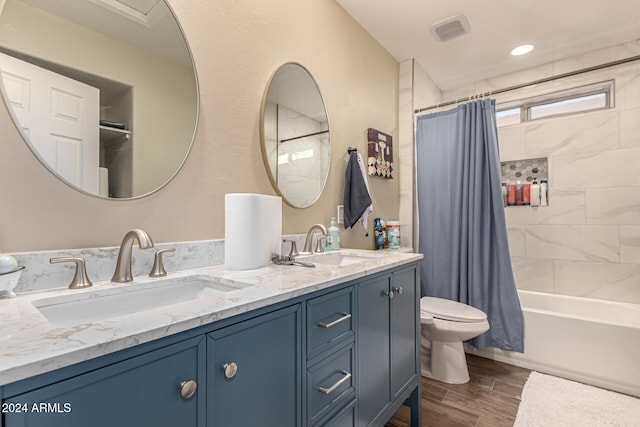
top-left (496, 80), bottom-right (613, 127)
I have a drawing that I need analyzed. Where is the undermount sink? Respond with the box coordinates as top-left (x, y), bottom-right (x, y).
top-left (32, 274), bottom-right (250, 327)
top-left (300, 251), bottom-right (383, 267)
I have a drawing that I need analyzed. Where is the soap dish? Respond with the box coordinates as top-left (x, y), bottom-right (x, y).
top-left (0, 266), bottom-right (25, 299)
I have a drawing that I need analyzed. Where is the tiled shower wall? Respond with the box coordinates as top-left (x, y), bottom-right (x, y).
top-left (406, 42), bottom-right (640, 304)
top-left (497, 59), bottom-right (640, 304)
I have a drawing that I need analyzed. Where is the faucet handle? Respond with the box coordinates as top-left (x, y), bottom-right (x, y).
top-left (282, 238), bottom-right (299, 257)
top-left (149, 248), bottom-right (176, 278)
top-left (315, 236), bottom-right (327, 253)
top-left (50, 257), bottom-right (93, 289)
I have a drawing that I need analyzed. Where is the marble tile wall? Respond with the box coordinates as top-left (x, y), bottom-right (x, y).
top-left (398, 59), bottom-right (414, 248)
top-left (495, 47), bottom-right (640, 304)
top-left (274, 104), bottom-right (330, 207)
top-left (409, 41), bottom-right (640, 304)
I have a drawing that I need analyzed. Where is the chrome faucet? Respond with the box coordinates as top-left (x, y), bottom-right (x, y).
top-left (111, 229), bottom-right (155, 283)
top-left (303, 224), bottom-right (328, 253)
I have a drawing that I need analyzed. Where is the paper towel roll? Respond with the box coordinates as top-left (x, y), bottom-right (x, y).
top-left (225, 193), bottom-right (282, 270)
top-left (99, 167), bottom-right (109, 197)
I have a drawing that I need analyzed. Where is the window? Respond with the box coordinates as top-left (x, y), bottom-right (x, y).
top-left (496, 80), bottom-right (613, 127)
top-left (496, 107), bottom-right (522, 127)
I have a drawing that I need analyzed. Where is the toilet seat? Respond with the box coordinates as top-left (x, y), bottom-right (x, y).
top-left (420, 297), bottom-right (487, 323)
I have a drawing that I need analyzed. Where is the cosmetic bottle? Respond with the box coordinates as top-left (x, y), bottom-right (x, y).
top-left (326, 217), bottom-right (340, 251)
top-left (540, 179), bottom-right (548, 206)
top-left (530, 178), bottom-right (541, 207)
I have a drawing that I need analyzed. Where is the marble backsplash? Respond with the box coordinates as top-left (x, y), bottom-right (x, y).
top-left (10, 234), bottom-right (309, 294)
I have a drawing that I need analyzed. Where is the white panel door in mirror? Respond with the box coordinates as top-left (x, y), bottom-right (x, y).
top-left (0, 52), bottom-right (99, 194)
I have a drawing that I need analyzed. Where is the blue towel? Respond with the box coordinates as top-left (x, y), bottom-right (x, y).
top-left (343, 152), bottom-right (372, 229)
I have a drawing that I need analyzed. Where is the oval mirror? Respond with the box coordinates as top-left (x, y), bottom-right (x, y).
top-left (260, 63), bottom-right (330, 208)
top-left (0, 0), bottom-right (198, 199)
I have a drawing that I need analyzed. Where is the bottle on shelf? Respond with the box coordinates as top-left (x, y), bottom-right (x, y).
top-left (530, 178), bottom-right (541, 207)
top-left (516, 181), bottom-right (523, 205)
top-left (502, 182), bottom-right (508, 207)
top-left (540, 179), bottom-right (548, 206)
top-left (508, 183), bottom-right (516, 206)
top-left (522, 183), bottom-right (531, 206)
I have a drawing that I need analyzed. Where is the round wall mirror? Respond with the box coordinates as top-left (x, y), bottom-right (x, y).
top-left (260, 62), bottom-right (330, 208)
top-left (0, 0), bottom-right (198, 199)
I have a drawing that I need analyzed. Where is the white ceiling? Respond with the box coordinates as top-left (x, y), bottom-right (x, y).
top-left (15, 0), bottom-right (192, 66)
top-left (336, 0), bottom-right (640, 91)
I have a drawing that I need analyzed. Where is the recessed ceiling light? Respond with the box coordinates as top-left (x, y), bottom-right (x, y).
top-left (511, 44), bottom-right (534, 56)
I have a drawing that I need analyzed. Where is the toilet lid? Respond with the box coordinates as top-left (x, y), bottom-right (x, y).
top-left (420, 297), bottom-right (487, 322)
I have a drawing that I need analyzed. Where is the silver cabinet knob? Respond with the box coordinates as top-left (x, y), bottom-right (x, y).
top-left (393, 287), bottom-right (403, 295)
top-left (180, 379), bottom-right (197, 400)
top-left (385, 290), bottom-right (394, 299)
top-left (223, 362), bottom-right (238, 379)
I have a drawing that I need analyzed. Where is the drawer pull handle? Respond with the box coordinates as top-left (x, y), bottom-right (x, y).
top-left (318, 312), bottom-right (352, 328)
top-left (393, 287), bottom-right (403, 295)
top-left (180, 380), bottom-right (197, 400)
top-left (319, 370), bottom-right (352, 394)
top-left (223, 362), bottom-right (238, 379)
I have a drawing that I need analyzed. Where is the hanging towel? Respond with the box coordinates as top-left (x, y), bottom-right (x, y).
top-left (356, 152), bottom-right (373, 230)
top-left (344, 151), bottom-right (373, 229)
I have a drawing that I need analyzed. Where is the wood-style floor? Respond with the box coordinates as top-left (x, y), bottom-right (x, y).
top-left (387, 354), bottom-right (531, 427)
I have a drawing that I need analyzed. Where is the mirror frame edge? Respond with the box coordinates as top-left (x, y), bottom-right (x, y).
top-left (0, 0), bottom-right (200, 201)
top-left (259, 61), bottom-right (331, 209)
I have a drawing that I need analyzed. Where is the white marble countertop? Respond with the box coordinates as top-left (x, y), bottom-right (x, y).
top-left (0, 249), bottom-right (422, 387)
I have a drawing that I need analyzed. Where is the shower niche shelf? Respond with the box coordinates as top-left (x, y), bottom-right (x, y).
top-left (500, 157), bottom-right (549, 207)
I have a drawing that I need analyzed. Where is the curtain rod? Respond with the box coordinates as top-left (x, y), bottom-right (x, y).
top-left (280, 130), bottom-right (329, 143)
top-left (414, 55), bottom-right (640, 114)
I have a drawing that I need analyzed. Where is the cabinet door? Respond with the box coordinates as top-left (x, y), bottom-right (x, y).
top-left (207, 304), bottom-right (301, 427)
top-left (356, 274), bottom-right (391, 427)
top-left (390, 267), bottom-right (419, 398)
top-left (3, 336), bottom-right (205, 427)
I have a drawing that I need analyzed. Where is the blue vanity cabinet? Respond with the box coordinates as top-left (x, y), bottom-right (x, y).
top-left (1, 261), bottom-right (421, 427)
top-left (2, 336), bottom-right (206, 427)
top-left (206, 304), bottom-right (302, 427)
top-left (356, 265), bottom-right (420, 427)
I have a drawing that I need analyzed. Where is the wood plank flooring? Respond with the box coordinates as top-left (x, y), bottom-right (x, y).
top-left (386, 354), bottom-right (531, 427)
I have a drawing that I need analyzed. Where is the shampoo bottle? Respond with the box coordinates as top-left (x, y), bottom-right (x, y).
top-left (540, 179), bottom-right (548, 206)
top-left (326, 217), bottom-right (340, 251)
top-left (530, 178), bottom-right (540, 207)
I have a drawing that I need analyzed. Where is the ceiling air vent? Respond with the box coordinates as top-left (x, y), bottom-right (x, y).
top-left (430, 15), bottom-right (471, 42)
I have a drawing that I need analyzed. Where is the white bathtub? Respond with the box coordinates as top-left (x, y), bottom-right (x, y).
top-left (467, 290), bottom-right (640, 397)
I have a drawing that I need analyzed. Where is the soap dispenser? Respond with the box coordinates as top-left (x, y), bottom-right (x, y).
top-left (326, 217), bottom-right (340, 251)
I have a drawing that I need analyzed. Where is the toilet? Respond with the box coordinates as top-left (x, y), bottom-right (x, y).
top-left (420, 297), bottom-right (490, 384)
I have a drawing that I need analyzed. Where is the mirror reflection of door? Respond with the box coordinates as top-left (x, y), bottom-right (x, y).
top-left (0, 0), bottom-right (198, 199)
top-left (0, 52), bottom-right (100, 194)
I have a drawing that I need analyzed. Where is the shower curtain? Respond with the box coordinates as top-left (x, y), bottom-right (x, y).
top-left (416, 99), bottom-right (524, 352)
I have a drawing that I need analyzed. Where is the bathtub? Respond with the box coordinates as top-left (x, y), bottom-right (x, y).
top-left (467, 290), bottom-right (640, 397)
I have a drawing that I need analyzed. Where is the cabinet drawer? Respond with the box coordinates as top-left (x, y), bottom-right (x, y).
top-left (307, 286), bottom-right (354, 360)
top-left (308, 343), bottom-right (355, 425)
top-left (321, 402), bottom-right (355, 427)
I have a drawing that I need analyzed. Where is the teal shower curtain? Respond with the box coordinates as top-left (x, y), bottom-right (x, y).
top-left (416, 99), bottom-right (524, 352)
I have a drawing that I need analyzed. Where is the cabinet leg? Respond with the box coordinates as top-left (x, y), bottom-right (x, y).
top-left (406, 384), bottom-right (422, 426)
